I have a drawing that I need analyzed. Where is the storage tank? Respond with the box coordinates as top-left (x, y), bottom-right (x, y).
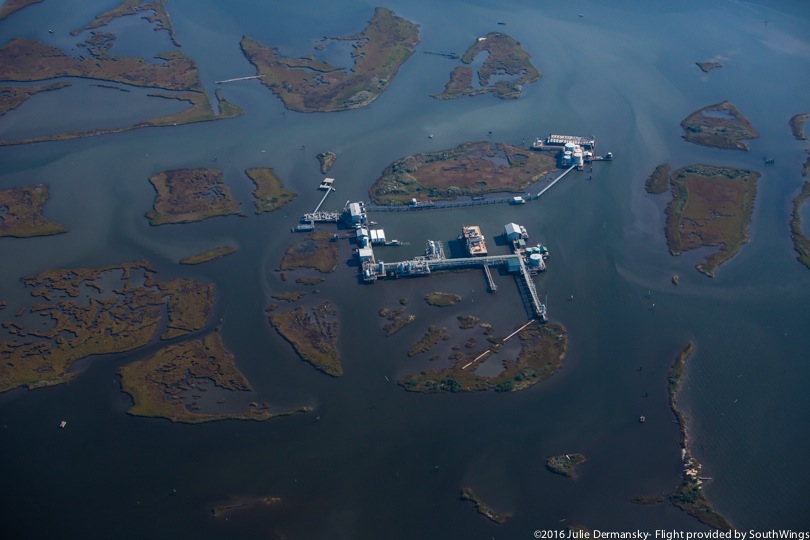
top-left (529, 253), bottom-right (543, 267)
top-left (573, 152), bottom-right (584, 166)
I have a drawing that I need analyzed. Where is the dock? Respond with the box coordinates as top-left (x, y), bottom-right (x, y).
top-left (214, 75), bottom-right (264, 84)
top-left (483, 264), bottom-right (497, 292)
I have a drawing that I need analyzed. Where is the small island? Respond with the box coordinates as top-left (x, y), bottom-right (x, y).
top-left (120, 330), bottom-right (309, 423)
top-left (658, 164), bottom-right (760, 277)
top-left (400, 322), bottom-right (567, 393)
top-left (435, 32), bottom-right (541, 100)
top-left (644, 163), bottom-right (671, 194)
top-left (789, 113), bottom-right (809, 140)
top-left (269, 302), bottom-right (341, 376)
top-left (241, 8), bottom-right (419, 112)
top-left (407, 325), bottom-right (449, 357)
top-left (369, 141), bottom-right (557, 205)
top-left (681, 101), bottom-right (759, 151)
top-left (279, 232), bottom-right (338, 273)
top-left (790, 181), bottom-right (810, 269)
top-left (0, 184), bottom-right (67, 238)
top-left (546, 453), bottom-right (586, 478)
top-left (146, 168), bottom-right (242, 225)
top-left (460, 488), bottom-right (512, 524)
top-left (211, 496), bottom-right (282, 518)
top-left (317, 151), bottom-right (337, 174)
top-left (179, 245), bottom-right (238, 265)
top-left (245, 167), bottom-right (296, 214)
top-left (696, 61), bottom-right (722, 73)
top-left (667, 343), bottom-right (734, 530)
top-left (379, 305), bottom-right (415, 336)
top-left (0, 261), bottom-right (215, 392)
top-left (424, 291), bottom-right (462, 307)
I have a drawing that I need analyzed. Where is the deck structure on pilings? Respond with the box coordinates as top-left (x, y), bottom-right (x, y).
top-left (367, 253), bottom-right (546, 319)
top-left (483, 264), bottom-right (497, 292)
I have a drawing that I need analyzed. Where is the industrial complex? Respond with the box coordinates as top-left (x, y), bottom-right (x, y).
top-left (291, 134), bottom-right (611, 323)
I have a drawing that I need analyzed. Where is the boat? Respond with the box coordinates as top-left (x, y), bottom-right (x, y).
top-left (291, 223), bottom-right (315, 232)
top-left (59, 420), bottom-right (67, 429)
top-left (639, 416), bottom-right (646, 423)
top-left (510, 196), bottom-right (526, 204)
top-left (472, 195), bottom-right (485, 201)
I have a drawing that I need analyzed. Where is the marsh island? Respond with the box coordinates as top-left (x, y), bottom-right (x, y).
top-left (370, 141), bottom-right (557, 205)
top-left (269, 302), bottom-right (341, 376)
top-left (146, 168), bottom-right (242, 225)
top-left (681, 101), bottom-right (758, 150)
top-left (279, 232), bottom-right (338, 273)
top-left (0, 184), bottom-right (66, 238)
top-left (546, 453), bottom-right (587, 478)
top-left (656, 164), bottom-right (760, 277)
top-left (120, 330), bottom-right (308, 423)
top-left (241, 8), bottom-right (419, 112)
top-left (0, 261), bottom-right (214, 392)
top-left (245, 167), bottom-right (297, 214)
top-left (435, 32), bottom-right (541, 100)
top-left (790, 181), bottom-right (810, 270)
top-left (400, 321), bottom-right (567, 393)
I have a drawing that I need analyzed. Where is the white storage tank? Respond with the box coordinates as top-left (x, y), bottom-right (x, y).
top-left (529, 253), bottom-right (543, 266)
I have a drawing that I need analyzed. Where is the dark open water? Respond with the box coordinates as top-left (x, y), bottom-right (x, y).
top-left (1, 1), bottom-right (809, 538)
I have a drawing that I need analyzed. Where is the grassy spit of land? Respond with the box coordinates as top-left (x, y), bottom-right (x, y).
top-left (244, 167), bottom-right (296, 214)
top-left (179, 246), bottom-right (238, 265)
top-left (696, 61), bottom-right (722, 73)
top-left (269, 302), bottom-right (341, 376)
top-left (370, 141), bottom-right (557, 205)
top-left (0, 261), bottom-right (215, 392)
top-left (71, 0), bottom-right (179, 47)
top-left (0, 0), bottom-right (42, 20)
top-left (459, 488), bottom-right (512, 524)
top-left (662, 164), bottom-right (760, 277)
top-left (146, 168), bottom-right (243, 225)
top-left (0, 82), bottom-right (71, 116)
top-left (120, 329), bottom-right (311, 423)
top-left (790, 181), bottom-right (810, 269)
top-left (667, 343), bottom-right (734, 530)
top-left (644, 163), bottom-right (671, 194)
top-left (0, 184), bottom-right (67, 238)
top-left (211, 496), bottom-right (282, 518)
top-left (435, 32), bottom-right (541, 100)
top-left (400, 321), bottom-right (567, 393)
top-left (681, 101), bottom-right (758, 150)
top-left (241, 8), bottom-right (419, 112)
top-left (0, 34), bottom-right (242, 146)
